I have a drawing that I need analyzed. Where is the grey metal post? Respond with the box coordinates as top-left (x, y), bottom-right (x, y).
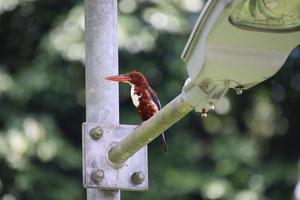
top-left (85, 0), bottom-right (120, 199)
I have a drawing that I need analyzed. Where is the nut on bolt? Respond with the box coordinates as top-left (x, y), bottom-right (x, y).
top-left (235, 86), bottom-right (243, 95)
top-left (91, 169), bottom-right (104, 183)
top-left (209, 102), bottom-right (215, 110)
top-left (131, 171), bottom-right (145, 185)
top-left (90, 127), bottom-right (103, 140)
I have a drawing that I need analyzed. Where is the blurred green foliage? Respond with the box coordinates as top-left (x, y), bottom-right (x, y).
top-left (0, 0), bottom-right (299, 200)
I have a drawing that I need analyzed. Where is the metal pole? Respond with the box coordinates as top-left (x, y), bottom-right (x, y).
top-left (109, 93), bottom-right (195, 166)
top-left (85, 0), bottom-right (119, 199)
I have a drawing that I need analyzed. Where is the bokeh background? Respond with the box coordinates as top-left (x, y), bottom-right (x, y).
top-left (0, 0), bottom-right (300, 199)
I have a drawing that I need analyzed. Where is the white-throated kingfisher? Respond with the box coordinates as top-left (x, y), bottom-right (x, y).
top-left (105, 71), bottom-right (168, 152)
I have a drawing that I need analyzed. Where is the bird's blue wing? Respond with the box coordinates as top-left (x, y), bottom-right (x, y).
top-left (145, 86), bottom-right (161, 110)
top-left (146, 87), bottom-right (168, 152)
top-left (150, 92), bottom-right (161, 110)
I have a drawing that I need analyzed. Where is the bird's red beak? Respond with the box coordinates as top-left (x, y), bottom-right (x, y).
top-left (104, 74), bottom-right (131, 83)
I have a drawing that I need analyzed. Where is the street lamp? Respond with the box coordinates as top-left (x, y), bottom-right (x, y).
top-left (181, 0), bottom-right (300, 114)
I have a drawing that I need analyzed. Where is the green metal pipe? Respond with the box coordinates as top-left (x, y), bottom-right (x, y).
top-left (108, 93), bottom-right (194, 166)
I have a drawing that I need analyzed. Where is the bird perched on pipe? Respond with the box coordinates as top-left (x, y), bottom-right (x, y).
top-left (105, 71), bottom-right (168, 152)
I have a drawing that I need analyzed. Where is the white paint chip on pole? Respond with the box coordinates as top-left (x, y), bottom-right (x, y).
top-left (85, 0), bottom-right (120, 199)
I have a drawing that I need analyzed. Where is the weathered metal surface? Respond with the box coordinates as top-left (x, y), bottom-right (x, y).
top-left (85, 0), bottom-right (120, 198)
top-left (83, 123), bottom-right (148, 191)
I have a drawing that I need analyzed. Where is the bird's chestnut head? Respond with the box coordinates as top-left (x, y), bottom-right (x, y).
top-left (105, 71), bottom-right (147, 86)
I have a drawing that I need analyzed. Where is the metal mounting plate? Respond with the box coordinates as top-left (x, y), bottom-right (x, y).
top-left (82, 122), bottom-right (148, 191)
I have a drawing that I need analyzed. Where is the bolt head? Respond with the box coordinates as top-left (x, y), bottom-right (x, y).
top-left (209, 103), bottom-right (215, 110)
top-left (224, 80), bottom-right (230, 87)
top-left (201, 110), bottom-right (208, 119)
top-left (91, 169), bottom-right (104, 183)
top-left (131, 171), bottom-right (145, 185)
top-left (90, 127), bottom-right (103, 140)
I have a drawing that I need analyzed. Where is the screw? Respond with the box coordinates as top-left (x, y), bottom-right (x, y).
top-left (131, 171), bottom-right (145, 185)
top-left (91, 169), bottom-right (104, 183)
top-left (202, 83), bottom-right (209, 90)
top-left (235, 86), bottom-right (243, 95)
top-left (90, 127), bottom-right (103, 140)
top-left (201, 109), bottom-right (208, 119)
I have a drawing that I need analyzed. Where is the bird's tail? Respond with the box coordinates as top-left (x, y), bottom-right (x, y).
top-left (159, 133), bottom-right (168, 153)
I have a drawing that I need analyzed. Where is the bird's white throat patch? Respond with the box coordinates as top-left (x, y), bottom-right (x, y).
top-left (130, 85), bottom-right (141, 107)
